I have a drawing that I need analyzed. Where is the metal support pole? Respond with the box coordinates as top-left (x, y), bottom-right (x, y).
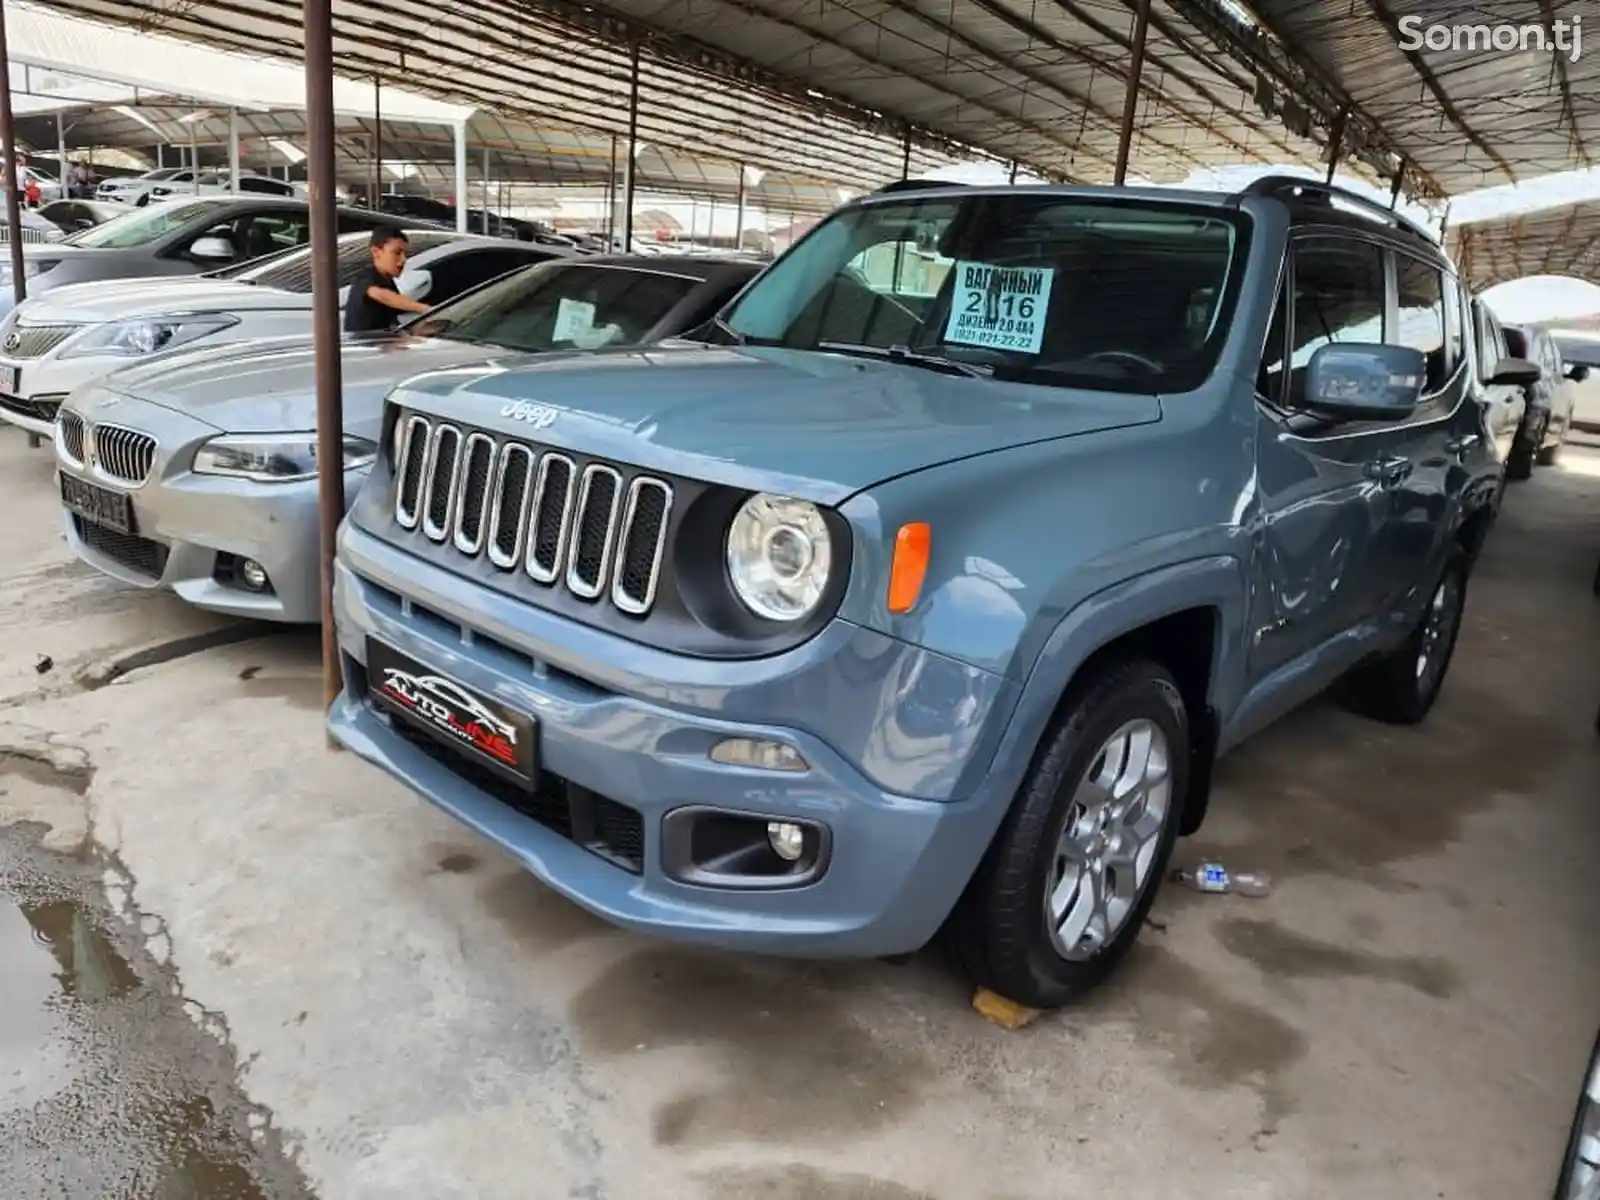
top-left (605, 134), bottom-right (618, 245)
top-left (304, 0), bottom-right (345, 713)
top-left (228, 108), bottom-right (240, 193)
top-left (453, 121), bottom-right (467, 231)
top-left (1389, 165), bottom-right (1404, 210)
top-left (900, 127), bottom-right (912, 180)
top-left (482, 143), bottom-right (490, 234)
top-left (1009, 159), bottom-right (1019, 185)
top-left (189, 122), bottom-right (199, 193)
top-left (622, 42), bottom-right (640, 248)
top-left (1113, 0), bottom-right (1153, 186)
top-left (57, 112), bottom-right (66, 196)
top-left (733, 163), bottom-right (747, 255)
top-left (707, 195), bottom-right (716, 250)
top-left (157, 142), bottom-right (164, 169)
top-left (1325, 110), bottom-right (1346, 184)
top-left (0, 8), bottom-right (26, 306)
top-left (371, 75), bottom-right (381, 205)
top-left (1438, 200), bottom-right (1453, 240)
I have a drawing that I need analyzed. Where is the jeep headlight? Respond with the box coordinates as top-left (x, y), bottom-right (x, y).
top-left (61, 314), bottom-right (239, 358)
top-left (192, 433), bottom-right (377, 483)
top-left (726, 493), bottom-right (832, 621)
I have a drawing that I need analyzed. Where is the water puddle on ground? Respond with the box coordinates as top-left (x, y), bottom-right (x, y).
top-left (0, 821), bottom-right (314, 1199)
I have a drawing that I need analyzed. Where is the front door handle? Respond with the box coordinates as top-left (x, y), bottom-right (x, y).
top-left (1364, 455), bottom-right (1412, 486)
top-left (1445, 433), bottom-right (1480, 458)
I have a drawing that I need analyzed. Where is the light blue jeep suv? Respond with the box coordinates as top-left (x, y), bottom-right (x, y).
top-left (327, 177), bottom-right (1537, 1008)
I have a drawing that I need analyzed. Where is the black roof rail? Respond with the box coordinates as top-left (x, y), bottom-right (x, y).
top-left (870, 178), bottom-right (971, 196)
top-left (1236, 174), bottom-right (1437, 246)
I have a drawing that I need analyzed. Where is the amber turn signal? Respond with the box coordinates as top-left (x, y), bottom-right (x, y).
top-left (887, 522), bottom-right (931, 613)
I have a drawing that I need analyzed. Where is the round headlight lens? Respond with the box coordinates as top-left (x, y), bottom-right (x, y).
top-left (726, 493), bottom-right (832, 621)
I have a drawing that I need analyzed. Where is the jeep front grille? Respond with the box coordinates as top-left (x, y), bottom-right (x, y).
top-left (4, 323), bottom-right (79, 358)
top-left (394, 415), bottom-right (673, 616)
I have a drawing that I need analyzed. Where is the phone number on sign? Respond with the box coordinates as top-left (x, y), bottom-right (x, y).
top-left (950, 318), bottom-right (1035, 349)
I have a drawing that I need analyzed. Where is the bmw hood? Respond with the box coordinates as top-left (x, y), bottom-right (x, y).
top-left (393, 344), bottom-right (1163, 504)
top-left (18, 276), bottom-right (308, 325)
top-left (101, 333), bottom-right (534, 440)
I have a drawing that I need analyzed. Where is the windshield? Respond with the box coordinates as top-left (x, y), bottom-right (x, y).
top-left (70, 200), bottom-right (217, 249)
top-left (721, 192), bottom-right (1248, 393)
top-left (411, 261), bottom-right (700, 352)
top-left (1554, 334), bottom-right (1600, 369)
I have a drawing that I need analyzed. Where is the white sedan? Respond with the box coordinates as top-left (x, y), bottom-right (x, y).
top-left (0, 231), bottom-right (567, 440)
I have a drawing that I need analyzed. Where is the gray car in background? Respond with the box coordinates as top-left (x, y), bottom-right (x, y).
top-left (52, 255), bottom-right (761, 623)
top-left (0, 196), bottom-right (404, 312)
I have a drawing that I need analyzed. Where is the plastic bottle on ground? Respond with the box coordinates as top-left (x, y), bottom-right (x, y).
top-left (1170, 862), bottom-right (1272, 898)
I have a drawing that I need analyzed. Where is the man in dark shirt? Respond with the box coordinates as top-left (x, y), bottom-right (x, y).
top-left (345, 226), bottom-right (431, 333)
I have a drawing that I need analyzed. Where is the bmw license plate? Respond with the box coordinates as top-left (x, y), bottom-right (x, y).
top-left (366, 639), bottom-right (537, 783)
top-left (60, 473), bottom-right (134, 534)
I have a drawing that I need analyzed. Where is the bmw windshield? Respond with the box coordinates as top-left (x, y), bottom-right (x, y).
top-left (719, 191), bottom-right (1249, 393)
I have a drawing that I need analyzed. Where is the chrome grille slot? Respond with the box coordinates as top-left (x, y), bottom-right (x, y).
top-left (612, 479), bottom-right (672, 615)
top-left (397, 413), bottom-right (673, 616)
top-left (5, 323), bottom-right (80, 358)
top-left (566, 464), bottom-right (622, 600)
top-left (95, 423), bottom-right (157, 486)
top-left (57, 409), bottom-right (85, 463)
top-left (526, 454), bottom-right (574, 584)
top-left (394, 415), bottom-right (431, 529)
top-left (486, 443), bottom-right (534, 569)
top-left (421, 424), bottom-right (462, 542)
top-left (451, 433), bottom-right (496, 555)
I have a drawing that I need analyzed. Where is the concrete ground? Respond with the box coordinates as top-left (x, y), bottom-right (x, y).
top-left (1, 422), bottom-right (1597, 1200)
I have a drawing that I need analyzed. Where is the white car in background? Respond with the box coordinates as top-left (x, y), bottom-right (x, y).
top-left (97, 167), bottom-right (194, 205)
top-left (0, 230), bottom-right (565, 440)
top-left (1553, 330), bottom-right (1600, 433)
top-left (147, 170), bottom-right (305, 203)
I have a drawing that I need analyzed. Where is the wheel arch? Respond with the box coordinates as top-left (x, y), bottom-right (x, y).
top-left (983, 556), bottom-right (1248, 842)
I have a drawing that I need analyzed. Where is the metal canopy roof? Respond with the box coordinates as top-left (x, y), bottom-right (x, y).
top-left (1449, 202), bottom-right (1600, 293)
top-left (12, 101), bottom-right (858, 214)
top-left (6, 0), bottom-right (469, 124)
top-left (27, 0), bottom-right (1596, 200)
top-left (1240, 0), bottom-right (1598, 199)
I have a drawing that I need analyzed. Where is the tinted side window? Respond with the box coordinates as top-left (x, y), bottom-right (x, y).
top-left (1256, 279), bottom-right (1288, 402)
top-left (1474, 303), bottom-right (1505, 382)
top-left (424, 248), bottom-right (553, 304)
top-left (1287, 237), bottom-right (1386, 409)
top-left (1394, 255), bottom-right (1450, 391)
top-left (335, 211), bottom-right (391, 235)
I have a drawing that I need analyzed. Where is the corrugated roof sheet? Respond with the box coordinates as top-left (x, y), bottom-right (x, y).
top-left (1450, 202), bottom-right (1600, 292)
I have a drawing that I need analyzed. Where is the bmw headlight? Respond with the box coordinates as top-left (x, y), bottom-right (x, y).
top-left (61, 314), bottom-right (239, 359)
top-left (726, 493), bottom-right (832, 621)
top-left (192, 433), bottom-right (377, 483)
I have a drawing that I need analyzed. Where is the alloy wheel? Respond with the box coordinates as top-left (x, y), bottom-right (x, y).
top-left (1415, 570), bottom-right (1462, 691)
top-left (1044, 719), bottom-right (1172, 962)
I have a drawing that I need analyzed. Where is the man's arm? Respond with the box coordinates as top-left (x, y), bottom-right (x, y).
top-left (366, 285), bottom-right (431, 315)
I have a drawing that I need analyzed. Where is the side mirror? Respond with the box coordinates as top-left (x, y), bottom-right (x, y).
top-left (396, 267), bottom-right (432, 300)
top-left (1302, 343), bottom-right (1426, 422)
top-left (1566, 363), bottom-right (1591, 383)
top-left (189, 235), bottom-right (235, 262)
top-left (1488, 357), bottom-right (1541, 388)
top-left (73, 218), bottom-right (93, 230)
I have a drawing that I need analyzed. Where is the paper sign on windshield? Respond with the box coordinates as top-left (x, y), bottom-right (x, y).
top-left (552, 297), bottom-right (598, 343)
top-left (943, 262), bottom-right (1053, 354)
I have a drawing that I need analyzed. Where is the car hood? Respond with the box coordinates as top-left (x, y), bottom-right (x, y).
top-left (396, 344), bottom-right (1164, 503)
top-left (20, 277), bottom-right (306, 324)
top-left (103, 333), bottom-right (527, 439)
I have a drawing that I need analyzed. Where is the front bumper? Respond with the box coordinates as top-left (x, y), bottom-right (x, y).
top-left (54, 394), bottom-right (358, 623)
top-left (0, 350), bottom-right (106, 437)
top-left (327, 524), bottom-right (1014, 958)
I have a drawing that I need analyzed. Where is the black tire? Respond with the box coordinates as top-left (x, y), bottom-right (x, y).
top-left (1506, 414), bottom-right (1543, 480)
top-left (1341, 549), bottom-right (1467, 725)
top-left (942, 658), bottom-right (1189, 1009)
top-left (1553, 1027), bottom-right (1600, 1197)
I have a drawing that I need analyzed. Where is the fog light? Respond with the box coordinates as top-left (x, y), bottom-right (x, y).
top-left (767, 821), bottom-right (806, 862)
top-left (710, 737), bottom-right (808, 772)
top-left (239, 558), bottom-right (269, 591)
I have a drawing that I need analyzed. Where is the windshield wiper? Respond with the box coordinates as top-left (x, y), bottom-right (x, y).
top-left (817, 341), bottom-right (993, 379)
